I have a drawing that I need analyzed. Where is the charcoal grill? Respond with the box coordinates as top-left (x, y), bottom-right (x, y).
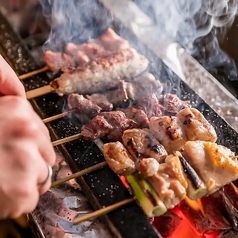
top-left (0, 0), bottom-right (238, 237)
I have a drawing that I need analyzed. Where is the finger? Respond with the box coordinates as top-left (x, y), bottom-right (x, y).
top-left (0, 55), bottom-right (25, 98)
top-left (37, 163), bottom-right (53, 195)
top-left (37, 132), bottom-right (56, 167)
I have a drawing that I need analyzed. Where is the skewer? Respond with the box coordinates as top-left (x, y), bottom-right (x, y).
top-left (26, 85), bottom-right (55, 99)
top-left (43, 110), bottom-right (74, 123)
top-left (19, 66), bottom-right (49, 80)
top-left (73, 196), bottom-right (136, 225)
top-left (51, 161), bottom-right (107, 187)
top-left (52, 133), bottom-right (82, 146)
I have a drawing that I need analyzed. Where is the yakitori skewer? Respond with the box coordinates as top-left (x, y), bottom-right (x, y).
top-left (43, 110), bottom-right (74, 123)
top-left (73, 196), bottom-right (136, 225)
top-left (51, 161), bottom-right (107, 187)
top-left (19, 66), bottom-right (49, 80)
top-left (52, 133), bottom-right (82, 146)
top-left (26, 85), bottom-right (55, 99)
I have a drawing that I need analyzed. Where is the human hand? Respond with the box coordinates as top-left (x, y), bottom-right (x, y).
top-left (0, 96), bottom-right (56, 219)
top-left (0, 55), bottom-right (25, 97)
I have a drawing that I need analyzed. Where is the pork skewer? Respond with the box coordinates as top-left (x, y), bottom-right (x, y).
top-left (19, 28), bottom-right (130, 80)
top-left (25, 28), bottom-right (150, 99)
top-left (42, 89), bottom-right (189, 125)
top-left (26, 48), bottom-right (149, 99)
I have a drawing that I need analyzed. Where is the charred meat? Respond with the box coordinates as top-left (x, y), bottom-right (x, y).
top-left (80, 111), bottom-right (138, 141)
top-left (122, 128), bottom-right (168, 163)
top-left (103, 141), bottom-right (136, 175)
top-left (149, 107), bottom-right (217, 153)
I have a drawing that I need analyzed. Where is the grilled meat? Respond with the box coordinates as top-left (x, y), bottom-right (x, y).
top-left (80, 111), bottom-right (138, 141)
top-left (176, 107), bottom-right (217, 142)
top-left (120, 106), bottom-right (149, 128)
top-left (149, 116), bottom-right (186, 153)
top-left (149, 154), bottom-right (187, 210)
top-left (138, 158), bottom-right (160, 177)
top-left (50, 48), bottom-right (149, 95)
top-left (43, 51), bottom-right (73, 71)
top-left (103, 141), bottom-right (136, 175)
top-left (124, 72), bottom-right (163, 100)
top-left (85, 94), bottom-right (113, 112)
top-left (159, 93), bottom-right (190, 115)
top-left (104, 79), bottom-right (128, 105)
top-left (149, 107), bottom-right (217, 153)
top-left (137, 93), bottom-right (163, 118)
top-left (68, 93), bottom-right (101, 118)
top-left (122, 128), bottom-right (168, 162)
top-left (182, 141), bottom-right (238, 194)
top-left (43, 28), bottom-right (129, 71)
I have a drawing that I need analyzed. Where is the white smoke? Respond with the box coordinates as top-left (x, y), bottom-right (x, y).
top-left (40, 0), bottom-right (238, 81)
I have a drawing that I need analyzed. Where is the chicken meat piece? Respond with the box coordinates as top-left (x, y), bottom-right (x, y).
top-left (103, 141), bottom-right (136, 176)
top-left (122, 128), bottom-right (168, 162)
top-left (176, 107), bottom-right (217, 142)
top-left (182, 141), bottom-right (238, 194)
top-left (138, 158), bottom-right (160, 177)
top-left (149, 116), bottom-right (187, 153)
top-left (149, 154), bottom-right (187, 209)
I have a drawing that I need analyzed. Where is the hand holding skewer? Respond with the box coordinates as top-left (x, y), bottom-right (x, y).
top-left (0, 55), bottom-right (56, 219)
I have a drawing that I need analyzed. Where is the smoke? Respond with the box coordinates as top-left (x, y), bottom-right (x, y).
top-left (39, 0), bottom-right (113, 51)
top-left (40, 0), bottom-right (238, 82)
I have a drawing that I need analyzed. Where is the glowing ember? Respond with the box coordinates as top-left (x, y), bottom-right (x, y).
top-left (168, 207), bottom-right (220, 238)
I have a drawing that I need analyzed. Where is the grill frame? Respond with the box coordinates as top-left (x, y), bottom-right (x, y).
top-left (1, 1), bottom-right (238, 237)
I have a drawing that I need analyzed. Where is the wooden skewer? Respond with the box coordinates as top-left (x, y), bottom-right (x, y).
top-left (26, 85), bottom-right (55, 100)
top-left (73, 196), bottom-right (136, 225)
top-left (52, 133), bottom-right (82, 146)
top-left (19, 66), bottom-right (49, 80)
top-left (43, 110), bottom-right (74, 123)
top-left (51, 161), bottom-right (107, 188)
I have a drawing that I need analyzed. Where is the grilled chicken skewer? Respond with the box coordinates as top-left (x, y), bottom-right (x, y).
top-left (149, 107), bottom-right (217, 153)
top-left (102, 139), bottom-right (238, 219)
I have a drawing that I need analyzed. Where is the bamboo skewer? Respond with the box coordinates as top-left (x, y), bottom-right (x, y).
top-left (26, 85), bottom-right (55, 100)
top-left (51, 161), bottom-right (107, 188)
top-left (43, 110), bottom-right (74, 123)
top-left (73, 196), bottom-right (136, 225)
top-left (19, 66), bottom-right (49, 80)
top-left (52, 133), bottom-right (82, 146)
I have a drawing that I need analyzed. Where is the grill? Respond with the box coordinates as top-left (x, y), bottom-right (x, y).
top-left (0, 1), bottom-right (238, 238)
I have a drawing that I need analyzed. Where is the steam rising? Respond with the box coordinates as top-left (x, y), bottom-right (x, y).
top-left (40, 0), bottom-right (237, 79)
